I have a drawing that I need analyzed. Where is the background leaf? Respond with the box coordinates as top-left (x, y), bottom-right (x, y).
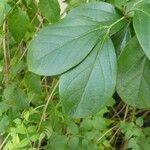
top-left (3, 84), bottom-right (29, 110)
top-left (0, 115), bottom-right (9, 135)
top-left (67, 1), bottom-right (120, 22)
top-left (8, 8), bottom-right (29, 42)
top-left (0, 0), bottom-right (11, 25)
top-left (39, 0), bottom-right (60, 23)
top-left (133, 1), bottom-right (150, 59)
top-left (117, 37), bottom-right (150, 108)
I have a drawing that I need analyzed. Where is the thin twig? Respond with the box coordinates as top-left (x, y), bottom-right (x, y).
top-left (37, 81), bottom-right (59, 132)
top-left (109, 128), bottom-right (120, 143)
top-left (2, 16), bottom-right (9, 85)
top-left (0, 134), bottom-right (10, 149)
top-left (97, 126), bottom-right (118, 142)
top-left (123, 105), bottom-right (128, 121)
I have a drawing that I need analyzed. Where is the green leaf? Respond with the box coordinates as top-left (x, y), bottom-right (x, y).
top-left (3, 84), bottom-right (29, 110)
top-left (114, 0), bottom-right (127, 7)
top-left (117, 37), bottom-right (150, 108)
top-left (8, 8), bottom-right (29, 42)
top-left (22, 0), bottom-right (32, 6)
top-left (112, 25), bottom-right (131, 57)
top-left (0, 115), bottom-right (9, 135)
top-left (10, 60), bottom-right (25, 77)
top-left (27, 2), bottom-right (120, 76)
top-left (136, 117), bottom-right (143, 127)
top-left (68, 136), bottom-right (79, 150)
top-left (80, 119), bottom-right (93, 131)
top-left (66, 0), bottom-right (86, 10)
top-left (120, 121), bottom-right (144, 140)
top-left (143, 128), bottom-right (150, 136)
top-left (0, 102), bottom-right (10, 114)
top-left (138, 136), bottom-right (150, 150)
top-left (28, 18), bottom-right (101, 76)
top-left (133, 1), bottom-right (150, 59)
top-left (67, 2), bottom-right (119, 22)
top-left (67, 122), bottom-right (79, 135)
top-left (47, 133), bottom-right (68, 150)
top-left (59, 37), bottom-right (117, 117)
top-left (128, 138), bottom-right (141, 150)
top-left (114, 0), bottom-right (148, 11)
top-left (0, 0), bottom-right (6, 24)
top-left (39, 0), bottom-right (60, 23)
top-left (0, 0), bottom-right (10, 25)
top-left (24, 72), bottom-right (42, 93)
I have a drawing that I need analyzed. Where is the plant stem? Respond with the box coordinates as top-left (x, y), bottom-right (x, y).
top-left (106, 16), bottom-right (126, 35)
top-left (123, 105), bottom-right (128, 121)
top-left (2, 17), bottom-right (9, 85)
top-left (97, 126), bottom-right (118, 142)
top-left (37, 81), bottom-right (59, 132)
top-left (109, 128), bottom-right (120, 143)
top-left (0, 134), bottom-right (10, 149)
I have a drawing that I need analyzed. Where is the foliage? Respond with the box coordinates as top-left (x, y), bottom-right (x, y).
top-left (28, 0), bottom-right (150, 117)
top-left (0, 0), bottom-right (150, 149)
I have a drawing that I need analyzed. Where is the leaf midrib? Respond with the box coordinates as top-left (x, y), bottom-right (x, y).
top-left (135, 8), bottom-right (150, 18)
top-left (35, 25), bottom-right (104, 62)
top-left (137, 57), bottom-right (148, 105)
top-left (73, 35), bottom-right (108, 114)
